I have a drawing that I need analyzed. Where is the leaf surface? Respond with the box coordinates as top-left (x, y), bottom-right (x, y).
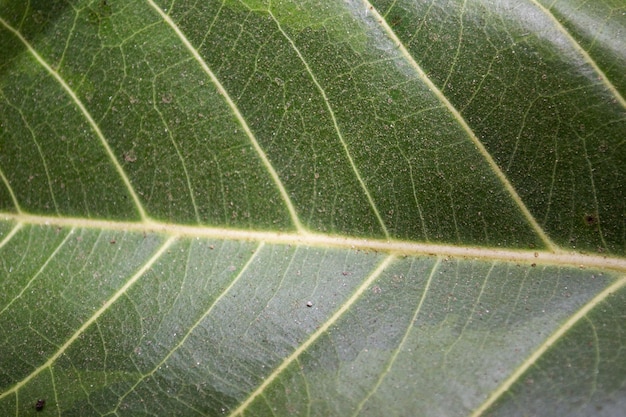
top-left (0, 0), bottom-right (625, 416)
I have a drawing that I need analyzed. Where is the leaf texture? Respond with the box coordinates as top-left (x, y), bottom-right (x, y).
top-left (0, 0), bottom-right (625, 416)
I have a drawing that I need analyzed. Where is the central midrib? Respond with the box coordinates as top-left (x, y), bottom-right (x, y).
top-left (2, 213), bottom-right (625, 273)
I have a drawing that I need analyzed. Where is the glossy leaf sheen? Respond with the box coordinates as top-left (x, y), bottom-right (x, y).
top-left (0, 0), bottom-right (624, 416)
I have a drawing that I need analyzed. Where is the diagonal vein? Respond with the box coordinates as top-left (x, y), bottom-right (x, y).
top-left (0, 167), bottom-right (21, 214)
top-left (0, 17), bottom-right (149, 222)
top-left (1, 96), bottom-right (60, 214)
top-left (0, 221), bottom-right (22, 249)
top-left (0, 235), bottom-right (176, 400)
top-left (352, 257), bottom-right (441, 416)
top-left (145, 0), bottom-right (305, 233)
top-left (228, 254), bottom-right (396, 416)
top-left (267, 6), bottom-right (390, 239)
top-left (470, 274), bottom-right (626, 417)
top-left (361, 0), bottom-right (558, 251)
top-left (0, 227), bottom-right (75, 317)
top-left (113, 240), bottom-right (264, 412)
top-left (528, 0), bottom-right (626, 110)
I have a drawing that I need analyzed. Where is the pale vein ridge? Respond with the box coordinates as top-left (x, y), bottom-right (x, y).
top-left (152, 97), bottom-right (201, 222)
top-left (529, 0), bottom-right (626, 110)
top-left (0, 17), bottom-right (149, 222)
top-left (267, 7), bottom-right (390, 239)
top-left (0, 222), bottom-right (22, 249)
top-left (0, 227), bottom-right (74, 317)
top-left (352, 257), bottom-right (441, 416)
top-left (229, 255), bottom-right (396, 416)
top-left (0, 236), bottom-right (176, 400)
top-left (470, 275), bottom-right (626, 417)
top-left (441, 0), bottom-right (467, 91)
top-left (3, 212), bottom-right (626, 272)
top-left (145, 0), bottom-right (305, 233)
top-left (361, 0), bottom-right (557, 251)
top-left (113, 241), bottom-right (264, 412)
top-left (0, 167), bottom-right (21, 213)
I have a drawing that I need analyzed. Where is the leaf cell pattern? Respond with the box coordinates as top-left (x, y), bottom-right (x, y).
top-left (0, 0), bottom-right (625, 416)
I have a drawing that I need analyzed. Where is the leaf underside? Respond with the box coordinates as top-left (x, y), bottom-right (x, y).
top-left (0, 1), bottom-right (625, 416)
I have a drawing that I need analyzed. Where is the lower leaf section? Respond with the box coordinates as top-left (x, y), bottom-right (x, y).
top-left (0, 224), bottom-right (623, 416)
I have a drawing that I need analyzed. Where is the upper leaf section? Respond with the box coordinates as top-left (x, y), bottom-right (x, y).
top-left (0, 0), bottom-right (624, 254)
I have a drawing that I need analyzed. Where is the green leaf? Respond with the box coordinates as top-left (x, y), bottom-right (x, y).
top-left (0, 0), bottom-right (624, 416)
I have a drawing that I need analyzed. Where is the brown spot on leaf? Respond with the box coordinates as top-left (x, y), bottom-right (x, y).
top-left (35, 399), bottom-right (45, 411)
top-left (584, 214), bottom-right (597, 226)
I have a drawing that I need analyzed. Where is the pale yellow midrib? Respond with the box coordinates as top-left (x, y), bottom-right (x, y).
top-left (2, 212), bottom-right (625, 273)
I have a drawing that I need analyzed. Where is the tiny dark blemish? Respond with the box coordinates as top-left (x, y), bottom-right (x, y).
top-left (35, 399), bottom-right (45, 411)
top-left (584, 214), bottom-right (597, 226)
top-left (110, 239), bottom-right (116, 244)
top-left (531, 263), bottom-right (536, 267)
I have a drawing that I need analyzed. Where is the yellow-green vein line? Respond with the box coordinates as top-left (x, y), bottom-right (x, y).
top-left (151, 87), bottom-right (201, 223)
top-left (268, 5), bottom-right (390, 238)
top-left (113, 241), bottom-right (264, 412)
top-left (352, 257), bottom-right (441, 416)
top-left (361, 0), bottom-right (557, 251)
top-left (442, 261), bottom-right (495, 368)
top-left (0, 167), bottom-right (21, 213)
top-left (0, 17), bottom-right (149, 222)
top-left (4, 212), bottom-right (626, 272)
top-left (0, 221), bottom-right (22, 249)
top-left (5, 99), bottom-right (60, 214)
top-left (0, 227), bottom-right (75, 317)
top-left (528, 0), bottom-right (626, 110)
top-left (0, 236), bottom-right (176, 400)
top-left (441, 0), bottom-right (467, 92)
top-left (229, 254), bottom-right (396, 416)
top-left (146, 0), bottom-right (305, 233)
top-left (470, 275), bottom-right (626, 417)
top-left (581, 137), bottom-right (608, 249)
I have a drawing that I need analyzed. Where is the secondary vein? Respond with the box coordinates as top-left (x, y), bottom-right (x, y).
top-left (0, 235), bottom-right (176, 401)
top-left (146, 0), bottom-right (306, 234)
top-left (228, 254), bottom-right (396, 416)
top-left (0, 16), bottom-right (149, 222)
top-left (469, 275), bottom-right (626, 417)
top-left (360, 0), bottom-right (558, 251)
top-left (267, 5), bottom-right (390, 239)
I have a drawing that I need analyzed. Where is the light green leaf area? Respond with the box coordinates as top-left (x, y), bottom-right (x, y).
top-left (0, 0), bottom-right (624, 416)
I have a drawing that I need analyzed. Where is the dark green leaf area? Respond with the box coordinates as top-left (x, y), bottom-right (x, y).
top-left (251, 258), bottom-right (616, 416)
top-left (165, 1), bottom-right (544, 244)
top-left (0, 227), bottom-right (165, 389)
top-left (375, 0), bottom-right (626, 253)
top-left (0, 52), bottom-right (138, 219)
top-left (182, 3), bottom-right (387, 237)
top-left (294, 26), bottom-right (544, 246)
top-left (22, 2), bottom-right (293, 229)
top-left (488, 285), bottom-right (626, 417)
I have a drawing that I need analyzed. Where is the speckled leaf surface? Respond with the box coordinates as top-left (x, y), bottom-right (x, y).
top-left (0, 0), bottom-right (624, 416)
